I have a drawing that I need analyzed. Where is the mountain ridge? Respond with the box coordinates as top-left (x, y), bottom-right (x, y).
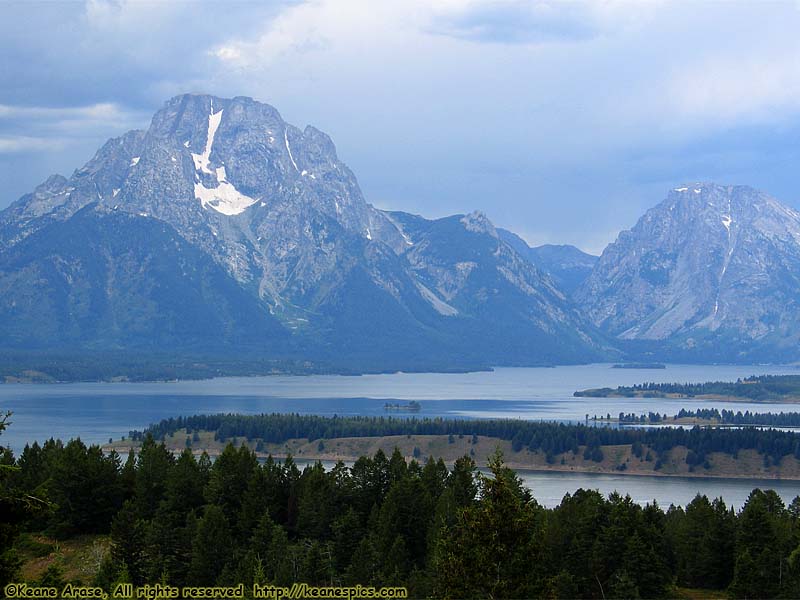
top-left (4, 94), bottom-right (799, 371)
top-left (0, 93), bottom-right (610, 371)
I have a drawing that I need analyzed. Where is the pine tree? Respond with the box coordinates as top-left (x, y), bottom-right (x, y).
top-left (731, 489), bottom-right (789, 598)
top-left (120, 450), bottom-right (137, 502)
top-left (297, 461), bottom-right (335, 540)
top-left (143, 450), bottom-right (203, 584)
top-left (331, 508), bottom-right (363, 573)
top-left (0, 414), bottom-right (50, 587)
top-left (188, 505), bottom-right (233, 586)
top-left (135, 434), bottom-right (174, 520)
top-left (433, 450), bottom-right (541, 598)
top-left (110, 500), bottom-right (147, 584)
top-left (204, 443), bottom-right (258, 534)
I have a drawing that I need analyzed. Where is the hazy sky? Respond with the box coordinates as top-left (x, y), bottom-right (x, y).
top-left (2, 0), bottom-right (799, 253)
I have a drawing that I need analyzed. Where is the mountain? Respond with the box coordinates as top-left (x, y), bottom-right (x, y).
top-left (575, 183), bottom-right (800, 362)
top-left (498, 230), bottom-right (598, 295)
top-left (0, 94), bottom-right (607, 373)
top-left (0, 204), bottom-right (287, 351)
top-left (387, 211), bottom-right (607, 364)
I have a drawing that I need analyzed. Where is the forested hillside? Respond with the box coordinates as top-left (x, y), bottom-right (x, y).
top-left (3, 420), bottom-right (800, 598)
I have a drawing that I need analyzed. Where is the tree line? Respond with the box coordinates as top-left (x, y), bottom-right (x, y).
top-left (676, 408), bottom-right (800, 427)
top-left (575, 375), bottom-right (800, 401)
top-left (4, 427), bottom-right (800, 598)
top-left (611, 408), bottom-right (800, 427)
top-left (0, 352), bottom-right (365, 383)
top-left (133, 412), bottom-right (800, 466)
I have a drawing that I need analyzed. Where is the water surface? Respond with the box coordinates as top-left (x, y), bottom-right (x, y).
top-left (2, 363), bottom-right (797, 452)
top-left (2, 363), bottom-right (799, 508)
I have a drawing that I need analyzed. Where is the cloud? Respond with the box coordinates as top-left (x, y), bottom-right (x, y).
top-left (210, 0), bottom-right (396, 70)
top-left (426, 1), bottom-right (601, 44)
top-left (2, 0), bottom-right (800, 249)
top-left (0, 103), bottom-right (119, 119)
top-left (0, 136), bottom-right (66, 154)
top-left (0, 0), bottom-right (294, 109)
top-left (666, 53), bottom-right (800, 125)
top-left (422, 0), bottom-right (666, 44)
top-left (0, 102), bottom-right (141, 126)
top-left (0, 101), bottom-right (148, 149)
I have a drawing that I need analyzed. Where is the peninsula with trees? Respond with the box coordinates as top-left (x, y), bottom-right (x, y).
top-left (575, 374), bottom-right (800, 402)
top-left (104, 413), bottom-right (800, 480)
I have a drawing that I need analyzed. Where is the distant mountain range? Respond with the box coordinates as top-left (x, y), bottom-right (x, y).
top-left (1, 94), bottom-right (798, 376)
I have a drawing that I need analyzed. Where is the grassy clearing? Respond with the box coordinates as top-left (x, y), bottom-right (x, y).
top-left (16, 533), bottom-right (110, 585)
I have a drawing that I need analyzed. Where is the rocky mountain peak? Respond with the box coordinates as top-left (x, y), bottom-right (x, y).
top-left (635, 183), bottom-right (800, 250)
top-left (460, 211), bottom-right (498, 237)
top-left (576, 182), bottom-right (800, 361)
top-left (136, 93), bottom-right (348, 215)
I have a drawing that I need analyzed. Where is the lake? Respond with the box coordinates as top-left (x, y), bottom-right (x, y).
top-left (293, 459), bottom-right (800, 510)
top-left (2, 363), bottom-right (799, 507)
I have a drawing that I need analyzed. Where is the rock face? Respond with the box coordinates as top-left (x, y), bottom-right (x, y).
top-left (498, 230), bottom-right (598, 295)
top-left (0, 94), bottom-right (606, 367)
top-left (386, 211), bottom-right (606, 364)
top-left (575, 183), bottom-right (800, 361)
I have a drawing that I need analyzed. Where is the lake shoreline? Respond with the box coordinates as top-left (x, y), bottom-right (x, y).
top-left (576, 392), bottom-right (800, 404)
top-left (3, 360), bottom-right (797, 386)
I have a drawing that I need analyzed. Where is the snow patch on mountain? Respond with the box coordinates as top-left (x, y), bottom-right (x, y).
top-left (194, 181), bottom-right (257, 215)
top-left (192, 108), bottom-right (223, 175)
top-left (285, 129), bottom-right (299, 171)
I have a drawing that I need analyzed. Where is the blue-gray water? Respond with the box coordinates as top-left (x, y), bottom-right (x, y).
top-left (2, 363), bottom-right (799, 508)
top-left (294, 459), bottom-right (800, 510)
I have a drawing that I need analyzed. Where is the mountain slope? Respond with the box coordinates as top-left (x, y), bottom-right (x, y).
top-left (388, 211), bottom-right (609, 363)
top-left (498, 229), bottom-right (598, 295)
top-left (575, 183), bottom-right (800, 361)
top-left (0, 204), bottom-right (287, 351)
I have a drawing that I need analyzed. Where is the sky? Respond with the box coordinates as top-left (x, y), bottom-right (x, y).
top-left (1, 0), bottom-right (799, 254)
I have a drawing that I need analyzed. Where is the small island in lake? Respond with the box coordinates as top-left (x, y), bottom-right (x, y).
top-left (575, 374), bottom-right (800, 402)
top-left (384, 400), bottom-right (422, 412)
